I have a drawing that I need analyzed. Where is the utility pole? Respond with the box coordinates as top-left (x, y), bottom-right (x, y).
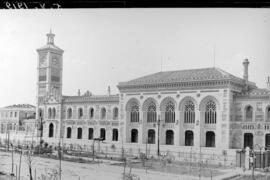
top-left (11, 143), bottom-right (14, 176)
top-left (157, 116), bottom-right (160, 157)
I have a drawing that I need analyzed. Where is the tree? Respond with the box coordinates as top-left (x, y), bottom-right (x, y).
top-left (25, 146), bottom-right (34, 180)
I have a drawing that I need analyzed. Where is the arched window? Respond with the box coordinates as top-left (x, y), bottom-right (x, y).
top-left (266, 134), bottom-right (270, 149)
top-left (130, 103), bottom-right (139, 123)
top-left (165, 101), bottom-right (175, 123)
top-left (67, 108), bottom-right (72, 119)
top-left (100, 128), bottom-right (106, 140)
top-left (184, 101), bottom-right (195, 123)
top-left (66, 127), bottom-right (72, 138)
top-left (101, 108), bottom-right (106, 120)
top-left (147, 102), bottom-right (156, 123)
top-left (245, 106), bottom-right (253, 121)
top-left (112, 129), bottom-right (118, 141)
top-left (205, 100), bottom-right (216, 124)
top-left (78, 108), bottom-right (83, 119)
top-left (267, 107), bottom-right (270, 122)
top-left (39, 108), bottom-right (43, 119)
top-left (131, 129), bottom-right (138, 143)
top-left (244, 133), bottom-right (253, 149)
top-left (166, 130), bottom-right (174, 145)
top-left (52, 108), bottom-right (56, 119)
top-left (89, 108), bottom-right (94, 119)
top-left (185, 131), bottom-right (194, 146)
top-left (77, 128), bottom-right (82, 139)
top-left (48, 108), bottom-right (52, 119)
top-left (206, 131), bottom-right (215, 147)
top-left (88, 128), bottom-right (93, 140)
top-left (148, 129), bottom-right (155, 144)
top-left (113, 107), bottom-right (119, 120)
top-left (48, 123), bottom-right (54, 138)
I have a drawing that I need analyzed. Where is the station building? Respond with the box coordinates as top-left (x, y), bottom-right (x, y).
top-left (36, 31), bottom-right (270, 158)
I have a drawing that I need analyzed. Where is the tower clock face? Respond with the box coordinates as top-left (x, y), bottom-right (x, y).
top-left (52, 57), bottom-right (59, 67)
top-left (39, 54), bottom-right (47, 67)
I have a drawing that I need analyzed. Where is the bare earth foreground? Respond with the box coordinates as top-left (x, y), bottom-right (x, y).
top-left (0, 151), bottom-right (239, 180)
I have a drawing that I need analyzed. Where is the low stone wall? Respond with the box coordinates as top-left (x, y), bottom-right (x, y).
top-left (0, 131), bottom-right (39, 146)
top-left (60, 141), bottom-right (237, 167)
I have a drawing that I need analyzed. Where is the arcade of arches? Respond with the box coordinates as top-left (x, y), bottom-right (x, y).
top-left (126, 96), bottom-right (218, 147)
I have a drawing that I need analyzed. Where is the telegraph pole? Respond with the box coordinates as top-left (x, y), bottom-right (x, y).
top-left (157, 116), bottom-right (160, 156)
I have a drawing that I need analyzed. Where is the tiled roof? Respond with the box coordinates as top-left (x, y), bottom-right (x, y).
top-left (119, 67), bottom-right (246, 86)
top-left (63, 95), bottom-right (119, 103)
top-left (4, 104), bottom-right (35, 109)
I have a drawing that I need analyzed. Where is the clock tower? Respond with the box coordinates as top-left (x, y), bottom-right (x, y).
top-left (36, 30), bottom-right (64, 103)
top-left (36, 30), bottom-right (64, 142)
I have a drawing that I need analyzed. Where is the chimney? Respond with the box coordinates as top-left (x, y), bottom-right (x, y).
top-left (267, 76), bottom-right (270, 90)
top-left (243, 59), bottom-right (249, 82)
top-left (108, 86), bottom-right (111, 96)
top-left (78, 89), bottom-right (81, 96)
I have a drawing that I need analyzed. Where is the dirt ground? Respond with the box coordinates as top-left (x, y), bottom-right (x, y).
top-left (0, 151), bottom-right (237, 180)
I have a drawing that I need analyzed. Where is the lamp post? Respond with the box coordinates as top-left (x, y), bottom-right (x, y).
top-left (157, 115), bottom-right (161, 157)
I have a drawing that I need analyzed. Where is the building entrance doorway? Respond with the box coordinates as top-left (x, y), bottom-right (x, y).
top-left (244, 133), bottom-right (253, 149)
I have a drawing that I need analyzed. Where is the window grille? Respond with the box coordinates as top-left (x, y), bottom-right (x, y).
top-left (130, 103), bottom-right (139, 122)
top-left (147, 102), bottom-right (156, 123)
top-left (205, 100), bottom-right (216, 124)
top-left (184, 101), bottom-right (195, 123)
top-left (165, 101), bottom-right (175, 123)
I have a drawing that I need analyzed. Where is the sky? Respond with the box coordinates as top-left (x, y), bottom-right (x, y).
top-left (0, 8), bottom-right (270, 107)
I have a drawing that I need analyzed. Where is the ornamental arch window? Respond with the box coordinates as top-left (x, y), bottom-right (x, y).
top-left (266, 134), bottom-right (270, 149)
top-left (77, 127), bottom-right (82, 139)
top-left (89, 108), bottom-right (94, 119)
top-left (147, 102), bottom-right (157, 123)
top-left (267, 106), bottom-right (270, 122)
top-left (185, 130), bottom-right (194, 146)
top-left (165, 101), bottom-right (175, 123)
top-left (131, 129), bottom-right (138, 143)
top-left (66, 127), bottom-right (72, 139)
top-left (38, 108), bottom-right (43, 119)
top-left (48, 123), bottom-right (54, 138)
top-left (206, 131), bottom-right (215, 147)
top-left (148, 129), bottom-right (155, 144)
top-left (88, 128), bottom-right (93, 140)
top-left (52, 108), bottom-right (56, 119)
top-left (184, 101), bottom-right (195, 123)
top-left (245, 105), bottom-right (253, 121)
top-left (48, 108), bottom-right (52, 119)
top-left (100, 128), bottom-right (106, 140)
top-left (67, 108), bottom-right (72, 119)
top-left (131, 103), bottom-right (139, 123)
top-left (113, 107), bottom-right (119, 120)
top-left (244, 133), bottom-right (253, 149)
top-left (205, 100), bottom-right (217, 124)
top-left (166, 130), bottom-right (174, 145)
top-left (112, 129), bottom-right (118, 141)
top-left (78, 108), bottom-right (83, 118)
top-left (101, 108), bottom-right (106, 120)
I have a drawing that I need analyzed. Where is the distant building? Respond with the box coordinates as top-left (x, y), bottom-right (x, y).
top-left (0, 104), bottom-right (37, 145)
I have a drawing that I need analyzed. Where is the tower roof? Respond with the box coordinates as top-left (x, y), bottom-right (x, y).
top-left (37, 30), bottom-right (64, 53)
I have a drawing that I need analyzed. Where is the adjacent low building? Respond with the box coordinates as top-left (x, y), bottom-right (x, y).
top-left (0, 104), bottom-right (38, 146)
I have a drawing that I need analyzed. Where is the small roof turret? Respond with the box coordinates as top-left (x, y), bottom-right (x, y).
top-left (37, 30), bottom-right (64, 53)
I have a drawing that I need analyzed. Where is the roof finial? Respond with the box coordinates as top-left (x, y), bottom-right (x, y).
top-left (46, 29), bottom-right (55, 45)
